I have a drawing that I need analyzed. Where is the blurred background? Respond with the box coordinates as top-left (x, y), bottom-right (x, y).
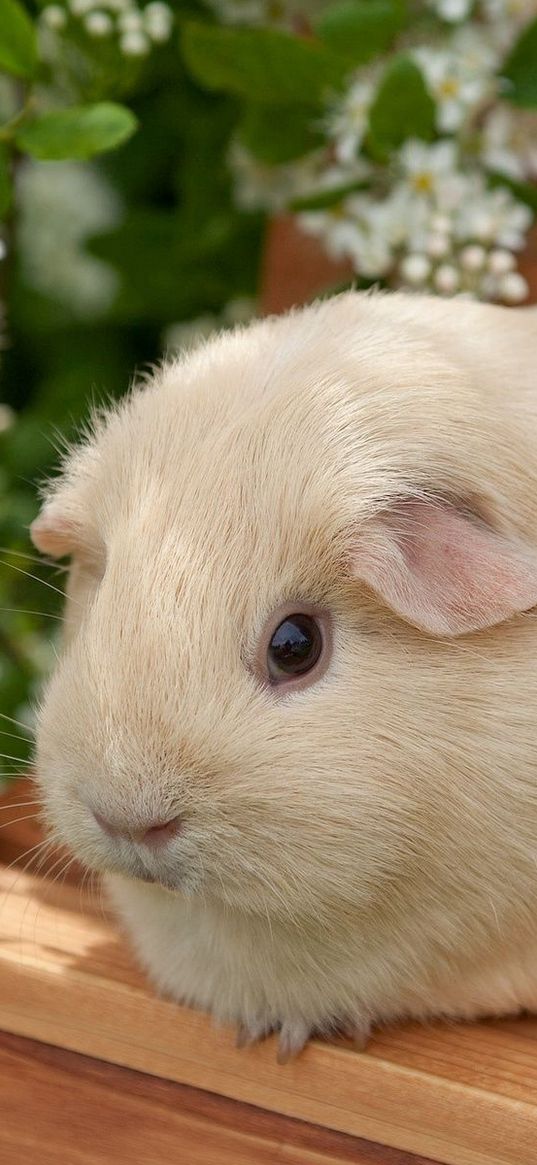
top-left (1, 0), bottom-right (536, 776)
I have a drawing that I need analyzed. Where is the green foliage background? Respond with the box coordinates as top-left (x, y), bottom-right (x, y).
top-left (0, 0), bottom-right (267, 770)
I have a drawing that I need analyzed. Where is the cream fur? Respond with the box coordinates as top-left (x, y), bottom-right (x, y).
top-left (32, 291), bottom-right (537, 1055)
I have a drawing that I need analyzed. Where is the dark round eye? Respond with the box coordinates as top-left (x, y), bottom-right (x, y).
top-left (267, 613), bottom-right (323, 682)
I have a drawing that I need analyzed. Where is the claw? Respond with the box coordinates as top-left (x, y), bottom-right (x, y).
top-left (276, 1019), bottom-right (311, 1065)
top-left (340, 1018), bottom-right (371, 1052)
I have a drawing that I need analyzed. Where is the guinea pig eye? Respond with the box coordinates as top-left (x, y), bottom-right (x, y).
top-left (267, 613), bottom-right (323, 683)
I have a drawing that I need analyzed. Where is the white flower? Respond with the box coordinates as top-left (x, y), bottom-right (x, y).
top-left (69, 0), bottom-right (94, 14)
top-left (84, 10), bottom-right (113, 35)
top-left (144, 1), bottom-right (173, 42)
top-left (487, 247), bottom-right (516, 274)
top-left (455, 183), bottom-right (533, 249)
top-left (460, 243), bottom-right (487, 271)
top-left (481, 105), bottom-right (537, 182)
top-left (434, 263), bottom-right (460, 294)
top-left (120, 28), bottom-right (149, 54)
top-left (0, 404), bottom-right (15, 433)
top-left (399, 253), bottom-right (432, 284)
top-left (429, 0), bottom-right (474, 20)
top-left (298, 197), bottom-right (394, 277)
top-left (326, 79), bottom-right (376, 166)
top-left (412, 46), bottom-right (493, 132)
top-left (41, 5), bottom-right (67, 29)
top-left (17, 161), bottom-right (122, 318)
top-left (398, 139), bottom-right (459, 198)
top-left (450, 25), bottom-right (499, 75)
top-left (498, 271), bottom-right (529, 303)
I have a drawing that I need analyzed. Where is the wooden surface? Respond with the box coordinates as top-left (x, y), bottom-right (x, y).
top-left (2, 782), bottom-right (537, 1165)
top-left (0, 1031), bottom-right (433, 1165)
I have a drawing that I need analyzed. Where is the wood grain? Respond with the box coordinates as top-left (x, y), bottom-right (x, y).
top-left (0, 1031), bottom-right (433, 1165)
top-left (2, 860), bottom-right (537, 1165)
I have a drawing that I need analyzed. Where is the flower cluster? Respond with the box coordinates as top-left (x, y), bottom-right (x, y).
top-left (299, 141), bottom-right (533, 302)
top-left (227, 4), bottom-right (536, 304)
top-left (41, 0), bottom-right (173, 58)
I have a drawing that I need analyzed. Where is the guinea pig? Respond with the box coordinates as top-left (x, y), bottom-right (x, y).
top-left (31, 290), bottom-right (537, 1062)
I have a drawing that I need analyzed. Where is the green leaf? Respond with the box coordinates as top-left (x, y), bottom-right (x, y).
top-left (0, 0), bottom-right (37, 79)
top-left (368, 57), bottom-right (435, 157)
top-left (181, 22), bottom-right (347, 105)
top-left (316, 0), bottom-right (407, 66)
top-left (501, 18), bottom-right (537, 107)
top-left (0, 142), bottom-right (11, 217)
top-left (16, 103), bottom-right (138, 161)
top-left (239, 102), bottom-right (323, 163)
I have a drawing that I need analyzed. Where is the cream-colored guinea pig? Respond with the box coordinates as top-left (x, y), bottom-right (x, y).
top-left (31, 291), bottom-right (537, 1062)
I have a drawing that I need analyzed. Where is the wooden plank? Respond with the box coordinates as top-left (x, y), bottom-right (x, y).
top-left (1, 865), bottom-right (537, 1165)
top-left (0, 1031), bottom-right (433, 1165)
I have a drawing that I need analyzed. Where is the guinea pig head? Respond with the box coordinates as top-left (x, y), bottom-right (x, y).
top-left (31, 293), bottom-right (537, 927)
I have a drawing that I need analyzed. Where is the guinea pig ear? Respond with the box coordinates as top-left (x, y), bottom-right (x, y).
top-left (30, 502), bottom-right (80, 559)
top-left (350, 497), bottom-right (537, 637)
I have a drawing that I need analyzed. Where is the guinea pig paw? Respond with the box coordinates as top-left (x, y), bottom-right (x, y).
top-left (276, 1019), bottom-right (312, 1065)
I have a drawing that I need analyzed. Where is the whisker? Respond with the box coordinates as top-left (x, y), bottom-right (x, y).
top-left (0, 606), bottom-right (62, 620)
top-left (0, 546), bottom-right (58, 567)
top-left (0, 838), bottom-right (55, 920)
top-left (0, 712), bottom-right (35, 733)
top-left (0, 813), bottom-right (40, 831)
top-left (0, 560), bottom-right (71, 602)
top-left (0, 751), bottom-right (32, 765)
top-left (0, 729), bottom-right (34, 744)
top-left (0, 801), bottom-right (41, 812)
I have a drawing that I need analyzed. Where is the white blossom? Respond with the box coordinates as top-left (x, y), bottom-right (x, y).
top-left (428, 0), bottom-right (474, 19)
top-left (0, 404), bottom-right (15, 432)
top-left (455, 183), bottom-right (533, 249)
top-left (120, 29), bottom-right (150, 55)
top-left (481, 105), bottom-right (537, 182)
top-left (17, 161), bottom-right (122, 318)
top-left (144, 2), bottom-right (173, 42)
top-left (84, 10), bottom-right (113, 35)
top-left (498, 271), bottom-right (529, 302)
top-left (399, 253), bottom-right (432, 284)
top-left (42, 5), bottom-right (67, 29)
top-left (412, 46), bottom-right (493, 131)
top-left (460, 243), bottom-right (487, 270)
top-left (434, 263), bottom-right (460, 294)
top-left (487, 247), bottom-right (516, 274)
top-left (326, 79), bottom-right (376, 166)
top-left (398, 139), bottom-right (460, 200)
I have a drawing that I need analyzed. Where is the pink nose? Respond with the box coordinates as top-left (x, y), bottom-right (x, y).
top-left (93, 811), bottom-right (182, 847)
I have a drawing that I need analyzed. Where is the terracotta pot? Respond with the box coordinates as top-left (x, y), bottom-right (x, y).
top-left (260, 214), bottom-right (537, 315)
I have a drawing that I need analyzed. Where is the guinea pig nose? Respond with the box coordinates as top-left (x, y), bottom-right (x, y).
top-left (92, 810), bottom-right (182, 845)
top-left (139, 816), bottom-right (182, 847)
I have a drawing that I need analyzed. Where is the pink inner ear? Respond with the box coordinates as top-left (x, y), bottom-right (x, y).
top-left (350, 498), bottom-right (537, 637)
top-left (30, 509), bottom-right (78, 559)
